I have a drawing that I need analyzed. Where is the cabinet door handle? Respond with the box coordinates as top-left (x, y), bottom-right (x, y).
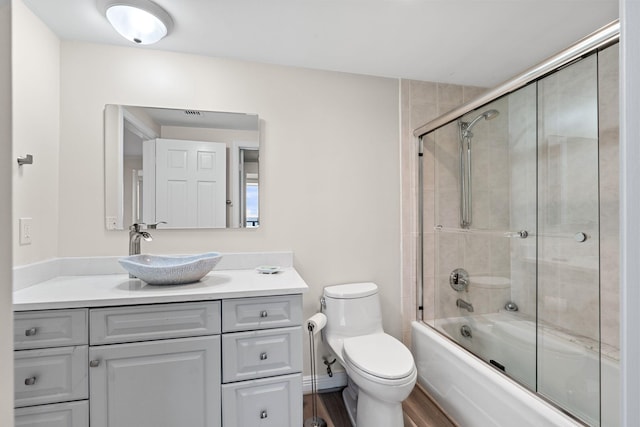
top-left (89, 359), bottom-right (101, 367)
top-left (25, 327), bottom-right (37, 336)
top-left (260, 310), bottom-right (268, 318)
top-left (260, 352), bottom-right (268, 360)
top-left (24, 376), bottom-right (37, 386)
top-left (260, 410), bottom-right (268, 419)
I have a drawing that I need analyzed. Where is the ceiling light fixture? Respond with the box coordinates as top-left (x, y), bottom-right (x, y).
top-left (101, 0), bottom-right (173, 45)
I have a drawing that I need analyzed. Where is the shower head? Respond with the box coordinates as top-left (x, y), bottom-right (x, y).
top-left (465, 109), bottom-right (499, 132)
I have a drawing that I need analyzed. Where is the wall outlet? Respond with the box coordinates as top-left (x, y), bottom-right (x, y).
top-left (19, 217), bottom-right (32, 245)
top-left (106, 216), bottom-right (118, 230)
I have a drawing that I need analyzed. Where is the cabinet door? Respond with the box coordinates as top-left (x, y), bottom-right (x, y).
top-left (90, 336), bottom-right (221, 427)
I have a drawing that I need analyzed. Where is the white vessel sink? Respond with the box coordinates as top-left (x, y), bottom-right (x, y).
top-left (119, 252), bottom-right (222, 285)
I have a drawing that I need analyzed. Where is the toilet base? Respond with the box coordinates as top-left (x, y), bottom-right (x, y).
top-left (355, 390), bottom-right (404, 427)
top-left (342, 386), bottom-right (357, 427)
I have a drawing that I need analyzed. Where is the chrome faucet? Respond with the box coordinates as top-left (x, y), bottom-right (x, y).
top-left (129, 223), bottom-right (153, 257)
top-left (456, 298), bottom-right (474, 313)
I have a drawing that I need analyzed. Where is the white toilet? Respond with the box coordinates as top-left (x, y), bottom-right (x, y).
top-left (323, 282), bottom-right (417, 427)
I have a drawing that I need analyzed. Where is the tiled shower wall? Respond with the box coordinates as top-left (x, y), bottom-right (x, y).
top-left (401, 43), bottom-right (620, 351)
top-left (431, 97), bottom-right (513, 321)
top-left (400, 80), bottom-right (486, 344)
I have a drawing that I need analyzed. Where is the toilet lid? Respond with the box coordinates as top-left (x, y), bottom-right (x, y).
top-left (343, 334), bottom-right (414, 380)
top-left (324, 282), bottom-right (378, 299)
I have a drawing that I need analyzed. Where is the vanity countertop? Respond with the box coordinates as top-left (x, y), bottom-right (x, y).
top-left (13, 268), bottom-right (308, 311)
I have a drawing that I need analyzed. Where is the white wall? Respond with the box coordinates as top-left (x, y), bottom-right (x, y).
top-left (0, 1), bottom-right (12, 425)
top-left (12, 0), bottom-right (60, 266)
top-left (10, 2), bottom-right (401, 381)
top-left (620, 0), bottom-right (640, 424)
top-left (53, 42), bottom-right (402, 373)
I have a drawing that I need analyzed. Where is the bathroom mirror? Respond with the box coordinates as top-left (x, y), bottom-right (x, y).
top-left (104, 105), bottom-right (260, 230)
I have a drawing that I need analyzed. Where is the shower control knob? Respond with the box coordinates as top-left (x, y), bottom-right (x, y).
top-left (449, 268), bottom-right (469, 292)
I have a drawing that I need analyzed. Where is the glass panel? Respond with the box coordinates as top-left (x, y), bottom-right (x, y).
top-left (537, 53), bottom-right (600, 425)
top-left (433, 121), bottom-right (464, 331)
top-left (421, 131), bottom-right (437, 326)
top-left (598, 43), bottom-right (620, 427)
top-left (427, 83), bottom-right (538, 387)
top-left (502, 83), bottom-right (538, 389)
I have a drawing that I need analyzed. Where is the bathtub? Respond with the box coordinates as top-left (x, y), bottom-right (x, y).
top-left (411, 316), bottom-right (619, 426)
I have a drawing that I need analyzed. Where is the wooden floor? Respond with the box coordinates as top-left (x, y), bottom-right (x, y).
top-left (303, 386), bottom-right (457, 427)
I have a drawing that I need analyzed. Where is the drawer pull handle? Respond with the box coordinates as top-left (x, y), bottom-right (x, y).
top-left (89, 359), bottom-right (101, 368)
top-left (260, 310), bottom-right (268, 318)
top-left (24, 376), bottom-right (36, 386)
top-left (260, 410), bottom-right (268, 419)
top-left (260, 352), bottom-right (268, 360)
top-left (25, 327), bottom-right (37, 337)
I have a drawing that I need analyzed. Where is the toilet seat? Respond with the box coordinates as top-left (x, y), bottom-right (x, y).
top-left (342, 333), bottom-right (415, 381)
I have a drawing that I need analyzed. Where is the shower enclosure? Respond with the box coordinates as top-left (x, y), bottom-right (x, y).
top-left (415, 24), bottom-right (619, 426)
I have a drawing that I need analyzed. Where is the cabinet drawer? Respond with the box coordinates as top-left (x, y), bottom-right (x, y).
top-left (222, 326), bottom-right (302, 383)
top-left (90, 301), bottom-right (221, 344)
top-left (15, 400), bottom-right (89, 427)
top-left (14, 309), bottom-right (88, 350)
top-left (14, 346), bottom-right (88, 408)
top-left (222, 295), bottom-right (302, 332)
top-left (222, 373), bottom-right (302, 427)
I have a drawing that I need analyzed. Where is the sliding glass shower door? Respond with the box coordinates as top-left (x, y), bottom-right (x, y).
top-left (421, 49), bottom-right (608, 425)
top-left (536, 53), bottom-right (600, 423)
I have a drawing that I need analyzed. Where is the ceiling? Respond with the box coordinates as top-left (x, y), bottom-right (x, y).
top-left (23, 0), bottom-right (618, 88)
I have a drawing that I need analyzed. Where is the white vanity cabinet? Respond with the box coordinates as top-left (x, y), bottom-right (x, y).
top-left (221, 295), bottom-right (303, 427)
top-left (14, 290), bottom-right (305, 427)
top-left (88, 302), bottom-right (222, 427)
top-left (13, 309), bottom-right (89, 427)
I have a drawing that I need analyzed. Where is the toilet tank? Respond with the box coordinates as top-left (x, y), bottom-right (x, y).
top-left (323, 282), bottom-right (384, 339)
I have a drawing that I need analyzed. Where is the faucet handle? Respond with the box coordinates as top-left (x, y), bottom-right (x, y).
top-left (130, 223), bottom-right (146, 232)
top-left (147, 221), bottom-right (167, 230)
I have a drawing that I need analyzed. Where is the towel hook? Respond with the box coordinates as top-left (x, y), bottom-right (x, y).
top-left (17, 154), bottom-right (33, 166)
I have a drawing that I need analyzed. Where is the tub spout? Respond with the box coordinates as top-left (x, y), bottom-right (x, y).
top-left (456, 298), bottom-right (474, 313)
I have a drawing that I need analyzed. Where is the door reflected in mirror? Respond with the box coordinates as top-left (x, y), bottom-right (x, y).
top-left (105, 105), bottom-right (260, 230)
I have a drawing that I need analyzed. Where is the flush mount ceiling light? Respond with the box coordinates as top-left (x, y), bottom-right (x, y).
top-left (100, 0), bottom-right (173, 45)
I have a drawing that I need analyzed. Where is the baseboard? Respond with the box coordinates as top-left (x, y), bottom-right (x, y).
top-left (303, 372), bottom-right (348, 393)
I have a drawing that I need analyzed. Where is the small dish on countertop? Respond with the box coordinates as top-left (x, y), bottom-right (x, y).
top-left (256, 265), bottom-right (282, 274)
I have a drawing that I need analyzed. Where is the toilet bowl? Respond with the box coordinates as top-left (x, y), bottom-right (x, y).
top-left (322, 282), bottom-right (417, 427)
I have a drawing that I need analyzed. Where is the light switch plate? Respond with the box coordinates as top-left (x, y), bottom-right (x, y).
top-left (106, 216), bottom-right (118, 230)
top-left (19, 217), bottom-right (32, 245)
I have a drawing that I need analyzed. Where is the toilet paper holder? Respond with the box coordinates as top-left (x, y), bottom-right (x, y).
top-left (305, 313), bottom-right (328, 427)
